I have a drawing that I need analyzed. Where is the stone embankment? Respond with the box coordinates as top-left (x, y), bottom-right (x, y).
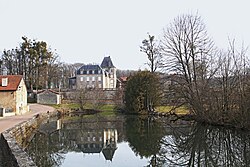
top-left (0, 104), bottom-right (55, 167)
top-left (0, 134), bottom-right (18, 167)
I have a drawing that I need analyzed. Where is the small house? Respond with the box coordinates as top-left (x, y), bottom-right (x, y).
top-left (37, 89), bottom-right (61, 105)
top-left (0, 75), bottom-right (28, 117)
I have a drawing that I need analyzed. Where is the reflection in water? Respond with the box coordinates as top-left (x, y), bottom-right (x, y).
top-left (160, 123), bottom-right (250, 167)
top-left (24, 115), bottom-right (250, 167)
top-left (26, 116), bottom-right (125, 167)
top-left (125, 116), bottom-right (166, 167)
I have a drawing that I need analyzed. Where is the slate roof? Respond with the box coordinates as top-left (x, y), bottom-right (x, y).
top-left (0, 75), bottom-right (23, 91)
top-left (78, 144), bottom-right (103, 153)
top-left (37, 89), bottom-right (60, 95)
top-left (76, 65), bottom-right (102, 75)
top-left (102, 146), bottom-right (117, 161)
top-left (101, 56), bottom-right (115, 68)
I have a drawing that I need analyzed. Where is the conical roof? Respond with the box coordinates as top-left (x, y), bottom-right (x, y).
top-left (100, 56), bottom-right (115, 68)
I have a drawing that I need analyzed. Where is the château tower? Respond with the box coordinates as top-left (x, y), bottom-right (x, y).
top-left (100, 56), bottom-right (117, 89)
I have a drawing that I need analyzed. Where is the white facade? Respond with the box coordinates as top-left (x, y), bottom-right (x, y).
top-left (75, 56), bottom-right (117, 89)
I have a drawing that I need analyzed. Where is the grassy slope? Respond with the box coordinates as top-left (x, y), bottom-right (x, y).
top-left (156, 106), bottom-right (189, 115)
top-left (51, 103), bottom-right (117, 116)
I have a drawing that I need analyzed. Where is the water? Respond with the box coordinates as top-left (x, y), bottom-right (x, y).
top-left (24, 115), bottom-right (250, 167)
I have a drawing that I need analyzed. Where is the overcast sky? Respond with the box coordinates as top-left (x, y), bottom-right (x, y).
top-left (0, 0), bottom-right (250, 70)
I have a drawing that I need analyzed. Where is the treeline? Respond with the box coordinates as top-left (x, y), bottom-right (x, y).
top-left (0, 37), bottom-right (83, 90)
top-left (0, 37), bottom-right (135, 91)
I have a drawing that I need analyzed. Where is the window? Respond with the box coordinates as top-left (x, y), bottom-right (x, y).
top-left (99, 84), bottom-right (102, 88)
top-left (98, 76), bottom-right (101, 81)
top-left (80, 70), bottom-right (83, 74)
top-left (86, 77), bottom-right (89, 81)
top-left (5, 108), bottom-right (14, 113)
top-left (92, 76), bottom-right (95, 81)
top-left (80, 77), bottom-right (84, 82)
top-left (87, 70), bottom-right (89, 74)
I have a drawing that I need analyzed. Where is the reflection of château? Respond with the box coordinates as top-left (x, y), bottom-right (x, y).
top-left (76, 128), bottom-right (118, 161)
top-left (40, 117), bottom-right (124, 161)
top-left (102, 129), bottom-right (118, 161)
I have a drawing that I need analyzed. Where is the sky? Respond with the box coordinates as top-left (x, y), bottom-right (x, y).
top-left (0, 0), bottom-right (250, 70)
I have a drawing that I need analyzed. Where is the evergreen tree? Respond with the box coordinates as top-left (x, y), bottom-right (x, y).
top-left (125, 71), bottom-right (162, 114)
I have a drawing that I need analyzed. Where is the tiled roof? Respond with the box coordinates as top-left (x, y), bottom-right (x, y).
top-left (119, 77), bottom-right (128, 82)
top-left (0, 75), bottom-right (23, 91)
top-left (101, 56), bottom-right (115, 68)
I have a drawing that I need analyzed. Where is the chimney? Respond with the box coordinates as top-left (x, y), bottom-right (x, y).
top-left (2, 78), bottom-right (8, 87)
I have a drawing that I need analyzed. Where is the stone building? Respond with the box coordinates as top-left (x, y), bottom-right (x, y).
top-left (69, 56), bottom-right (117, 90)
top-left (37, 89), bottom-right (61, 105)
top-left (0, 75), bottom-right (28, 117)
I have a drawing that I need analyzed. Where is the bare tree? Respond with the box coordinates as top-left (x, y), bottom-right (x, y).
top-left (77, 88), bottom-right (87, 110)
top-left (214, 40), bottom-right (250, 117)
top-left (160, 14), bottom-right (216, 115)
top-left (140, 33), bottom-right (162, 73)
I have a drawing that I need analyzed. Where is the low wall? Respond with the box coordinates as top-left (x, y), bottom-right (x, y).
top-left (1, 112), bottom-right (57, 167)
top-left (0, 134), bottom-right (18, 167)
top-left (62, 89), bottom-right (124, 105)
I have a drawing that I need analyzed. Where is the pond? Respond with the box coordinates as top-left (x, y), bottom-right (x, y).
top-left (23, 115), bottom-right (250, 167)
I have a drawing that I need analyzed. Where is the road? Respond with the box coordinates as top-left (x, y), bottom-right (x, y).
top-left (0, 104), bottom-right (55, 133)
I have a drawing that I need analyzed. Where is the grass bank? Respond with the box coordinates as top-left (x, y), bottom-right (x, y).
top-left (50, 103), bottom-right (117, 116)
top-left (156, 106), bottom-right (190, 115)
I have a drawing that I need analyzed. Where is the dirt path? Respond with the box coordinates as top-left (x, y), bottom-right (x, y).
top-left (0, 104), bottom-right (55, 133)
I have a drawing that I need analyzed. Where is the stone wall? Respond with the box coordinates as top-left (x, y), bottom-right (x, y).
top-left (0, 134), bottom-right (18, 167)
top-left (2, 130), bottom-right (36, 167)
top-left (62, 89), bottom-right (124, 105)
top-left (0, 91), bottom-right (16, 113)
top-left (1, 112), bottom-right (57, 167)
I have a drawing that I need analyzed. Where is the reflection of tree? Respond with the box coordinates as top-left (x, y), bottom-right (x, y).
top-left (125, 116), bottom-right (166, 166)
top-left (160, 123), bottom-right (250, 166)
top-left (25, 131), bottom-right (66, 167)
